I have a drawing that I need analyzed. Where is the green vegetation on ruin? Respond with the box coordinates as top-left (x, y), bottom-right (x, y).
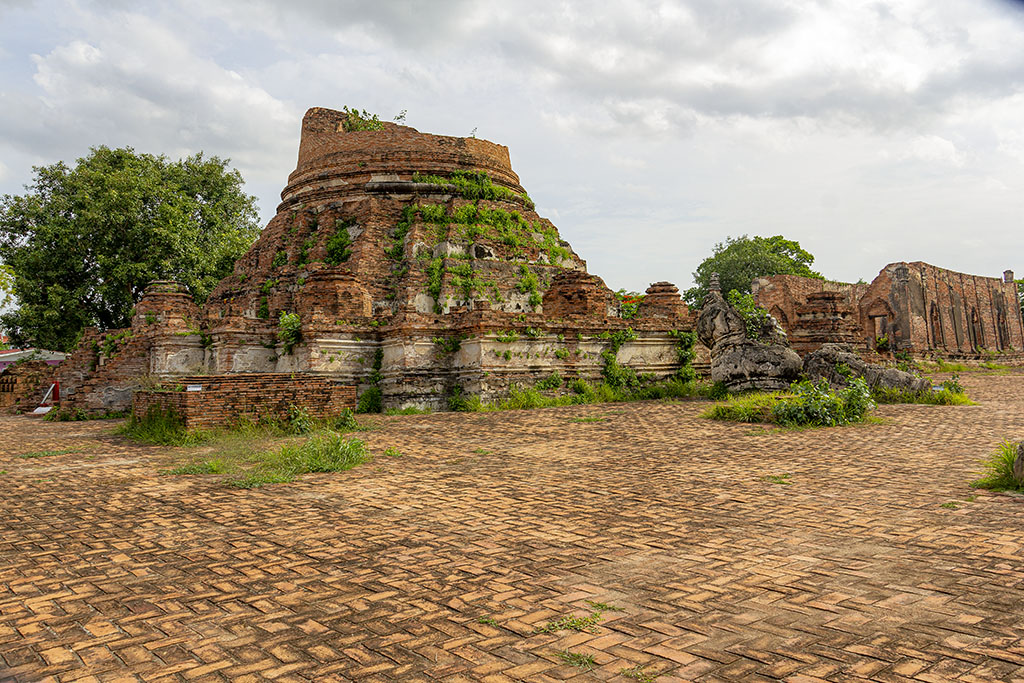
top-left (412, 169), bottom-right (534, 209)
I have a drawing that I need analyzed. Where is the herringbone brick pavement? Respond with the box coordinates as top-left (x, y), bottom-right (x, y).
top-left (2, 374), bottom-right (1024, 682)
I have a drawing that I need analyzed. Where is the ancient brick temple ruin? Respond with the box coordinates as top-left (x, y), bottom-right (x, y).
top-left (53, 107), bottom-right (698, 415)
top-left (753, 263), bottom-right (1023, 357)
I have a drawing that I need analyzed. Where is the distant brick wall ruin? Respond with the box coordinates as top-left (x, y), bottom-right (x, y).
top-left (132, 374), bottom-right (356, 429)
top-left (0, 361), bottom-right (54, 414)
top-left (754, 262), bottom-right (1024, 357)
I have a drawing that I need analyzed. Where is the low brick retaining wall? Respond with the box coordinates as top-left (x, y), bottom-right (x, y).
top-left (132, 374), bottom-right (356, 429)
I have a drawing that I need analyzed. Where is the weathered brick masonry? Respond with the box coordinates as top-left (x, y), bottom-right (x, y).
top-left (55, 107), bottom-right (696, 414)
top-left (754, 263), bottom-right (1023, 357)
top-left (0, 361), bottom-right (53, 415)
top-left (132, 374), bottom-right (356, 429)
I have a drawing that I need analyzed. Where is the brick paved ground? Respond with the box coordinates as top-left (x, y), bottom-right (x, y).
top-left (2, 373), bottom-right (1024, 682)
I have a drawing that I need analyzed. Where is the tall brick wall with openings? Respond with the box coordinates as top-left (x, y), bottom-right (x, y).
top-left (132, 374), bottom-right (356, 429)
top-left (754, 262), bottom-right (1024, 358)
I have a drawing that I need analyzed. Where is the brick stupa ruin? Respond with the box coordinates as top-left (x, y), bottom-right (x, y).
top-left (52, 107), bottom-right (699, 416)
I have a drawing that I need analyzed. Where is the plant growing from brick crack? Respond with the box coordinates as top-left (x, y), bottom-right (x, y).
top-left (761, 473), bottom-right (793, 485)
top-left (271, 249), bottom-right (288, 269)
top-left (599, 328), bottom-right (639, 389)
top-left (555, 650), bottom-right (595, 671)
top-left (357, 348), bottom-right (384, 414)
top-left (726, 290), bottom-right (774, 342)
top-left (432, 335), bottom-right (466, 354)
top-left (668, 329), bottom-right (697, 382)
top-left (341, 106), bottom-right (384, 131)
top-left (584, 600), bottom-right (623, 612)
top-left (277, 312), bottom-right (302, 354)
top-left (619, 664), bottom-right (659, 682)
top-left (324, 218), bottom-right (355, 265)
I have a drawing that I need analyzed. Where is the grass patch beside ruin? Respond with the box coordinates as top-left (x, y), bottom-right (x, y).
top-left (122, 406), bottom-right (376, 488)
top-left (449, 378), bottom-right (717, 413)
top-left (970, 440), bottom-right (1023, 493)
top-left (227, 433), bottom-right (371, 489)
top-left (871, 387), bottom-right (974, 405)
top-left (871, 374), bottom-right (974, 405)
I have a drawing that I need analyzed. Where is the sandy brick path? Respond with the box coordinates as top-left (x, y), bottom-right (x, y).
top-left (2, 374), bottom-right (1024, 682)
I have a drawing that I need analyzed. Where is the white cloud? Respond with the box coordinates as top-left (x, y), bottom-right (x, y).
top-left (1, 0), bottom-right (1024, 291)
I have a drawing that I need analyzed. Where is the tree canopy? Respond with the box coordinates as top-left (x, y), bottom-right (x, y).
top-left (683, 235), bottom-right (823, 307)
top-left (0, 146), bottom-right (261, 351)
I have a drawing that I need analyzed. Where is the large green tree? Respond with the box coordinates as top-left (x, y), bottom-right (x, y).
top-left (0, 147), bottom-right (261, 351)
top-left (684, 234), bottom-right (823, 307)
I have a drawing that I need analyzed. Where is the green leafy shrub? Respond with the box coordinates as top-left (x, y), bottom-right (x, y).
top-left (357, 386), bottom-right (382, 414)
top-left (271, 250), bottom-right (287, 269)
top-left (536, 372), bottom-right (562, 390)
top-left (324, 220), bottom-right (354, 264)
top-left (726, 290), bottom-right (774, 341)
top-left (44, 407), bottom-right (89, 422)
top-left (341, 106), bottom-right (384, 131)
top-left (332, 408), bottom-right (359, 431)
top-left (616, 289), bottom-right (644, 319)
top-left (941, 373), bottom-right (965, 394)
top-left (277, 312), bottom-right (302, 354)
top-left (771, 377), bottom-right (873, 426)
top-left (668, 329), bottom-right (697, 382)
top-left (257, 297), bottom-right (269, 319)
top-left (971, 440), bottom-right (1023, 492)
top-left (875, 335), bottom-right (890, 353)
top-left (705, 378), bottom-right (874, 427)
top-left (287, 404), bottom-right (313, 434)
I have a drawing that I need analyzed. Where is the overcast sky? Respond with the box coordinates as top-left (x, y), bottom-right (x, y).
top-left (2, 0), bottom-right (1023, 293)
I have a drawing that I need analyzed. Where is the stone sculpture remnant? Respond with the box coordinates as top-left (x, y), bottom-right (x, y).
top-left (802, 343), bottom-right (931, 393)
top-left (696, 273), bottom-right (802, 391)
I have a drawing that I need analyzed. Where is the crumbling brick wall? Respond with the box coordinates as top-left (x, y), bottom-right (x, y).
top-left (755, 262), bottom-right (1024, 357)
top-left (132, 374), bottom-right (357, 429)
top-left (0, 360), bottom-right (55, 414)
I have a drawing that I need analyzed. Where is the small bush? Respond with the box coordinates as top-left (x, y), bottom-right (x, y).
top-left (324, 222), bottom-right (354, 264)
top-left (357, 386), bottom-right (382, 414)
top-left (726, 290), bottom-right (774, 341)
top-left (536, 372), bottom-right (563, 390)
top-left (971, 440), bottom-right (1023, 492)
top-left (44, 408), bottom-right (89, 422)
top-left (941, 373), bottom-right (965, 394)
top-left (287, 404), bottom-right (313, 434)
top-left (705, 378), bottom-right (874, 427)
top-left (332, 408), bottom-right (360, 430)
top-left (277, 312), bottom-right (302, 354)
